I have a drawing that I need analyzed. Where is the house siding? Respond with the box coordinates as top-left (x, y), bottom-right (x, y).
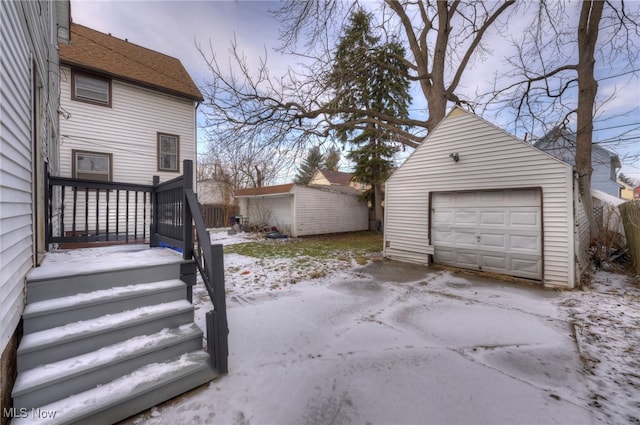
top-left (1, 0), bottom-right (62, 354)
top-left (292, 186), bottom-right (368, 237)
top-left (58, 66), bottom-right (197, 236)
top-left (59, 66), bottom-right (197, 186)
top-left (384, 110), bottom-right (576, 288)
top-left (590, 148), bottom-right (620, 197)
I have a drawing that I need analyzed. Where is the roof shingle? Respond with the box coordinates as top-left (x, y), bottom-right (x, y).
top-left (60, 23), bottom-right (202, 101)
top-left (234, 184), bottom-right (295, 197)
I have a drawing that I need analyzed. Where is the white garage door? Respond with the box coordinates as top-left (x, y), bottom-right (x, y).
top-left (431, 189), bottom-right (542, 280)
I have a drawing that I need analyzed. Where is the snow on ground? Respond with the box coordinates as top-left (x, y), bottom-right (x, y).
top-left (121, 230), bottom-right (639, 425)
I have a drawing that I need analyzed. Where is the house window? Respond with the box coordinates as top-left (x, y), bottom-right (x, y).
top-left (73, 150), bottom-right (112, 181)
top-left (72, 70), bottom-right (111, 106)
top-left (158, 133), bottom-right (180, 172)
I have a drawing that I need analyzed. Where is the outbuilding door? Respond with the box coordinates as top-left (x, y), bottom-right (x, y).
top-left (431, 189), bottom-right (542, 280)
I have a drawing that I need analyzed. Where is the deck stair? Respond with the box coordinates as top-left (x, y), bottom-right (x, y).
top-left (11, 247), bottom-right (216, 425)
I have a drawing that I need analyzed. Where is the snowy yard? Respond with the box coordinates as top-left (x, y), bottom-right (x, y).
top-left (121, 231), bottom-right (639, 425)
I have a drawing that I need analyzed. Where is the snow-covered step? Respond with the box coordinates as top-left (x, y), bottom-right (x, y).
top-left (17, 300), bottom-right (194, 372)
top-left (26, 251), bottom-right (193, 303)
top-left (23, 279), bottom-right (187, 333)
top-left (11, 351), bottom-right (216, 425)
top-left (13, 323), bottom-right (204, 410)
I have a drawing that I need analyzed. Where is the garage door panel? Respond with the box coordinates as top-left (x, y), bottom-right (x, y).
top-left (510, 234), bottom-right (539, 252)
top-left (510, 211), bottom-right (539, 227)
top-left (478, 233), bottom-right (506, 250)
top-left (454, 210), bottom-right (477, 225)
top-left (511, 258), bottom-right (542, 277)
top-left (433, 210), bottom-right (453, 225)
top-left (481, 254), bottom-right (507, 270)
top-left (454, 251), bottom-right (479, 269)
top-left (480, 211), bottom-right (506, 225)
top-left (432, 189), bottom-right (542, 280)
top-left (453, 230), bottom-right (478, 247)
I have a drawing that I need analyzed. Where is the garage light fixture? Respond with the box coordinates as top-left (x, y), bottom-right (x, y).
top-left (449, 152), bottom-right (460, 162)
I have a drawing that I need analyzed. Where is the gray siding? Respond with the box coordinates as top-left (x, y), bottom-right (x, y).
top-left (384, 109), bottom-right (577, 288)
top-left (0, 1), bottom-right (63, 352)
top-left (590, 149), bottom-right (621, 197)
top-left (292, 186), bottom-right (368, 237)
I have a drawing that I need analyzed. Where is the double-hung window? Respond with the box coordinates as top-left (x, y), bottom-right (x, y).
top-left (73, 150), bottom-right (112, 181)
top-left (158, 133), bottom-right (180, 172)
top-left (72, 70), bottom-right (111, 106)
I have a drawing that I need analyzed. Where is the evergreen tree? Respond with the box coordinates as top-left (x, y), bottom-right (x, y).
top-left (327, 9), bottom-right (411, 226)
top-left (295, 145), bottom-right (324, 184)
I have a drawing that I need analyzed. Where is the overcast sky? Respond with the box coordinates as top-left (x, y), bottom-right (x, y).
top-left (70, 0), bottom-right (640, 181)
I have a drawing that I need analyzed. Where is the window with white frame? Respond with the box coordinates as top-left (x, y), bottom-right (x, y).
top-left (73, 150), bottom-right (112, 181)
top-left (158, 133), bottom-right (180, 172)
top-left (71, 70), bottom-right (111, 106)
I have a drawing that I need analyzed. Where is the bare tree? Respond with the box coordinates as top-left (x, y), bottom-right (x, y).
top-left (480, 0), bottom-right (639, 238)
top-left (197, 0), bottom-right (517, 157)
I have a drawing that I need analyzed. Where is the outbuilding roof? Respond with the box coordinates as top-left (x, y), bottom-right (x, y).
top-left (60, 23), bottom-right (203, 101)
top-left (234, 184), bottom-right (295, 197)
top-left (315, 170), bottom-right (355, 186)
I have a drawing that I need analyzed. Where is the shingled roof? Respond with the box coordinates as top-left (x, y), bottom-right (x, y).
top-left (317, 170), bottom-right (354, 186)
top-left (234, 184), bottom-right (296, 197)
top-left (60, 23), bottom-right (202, 101)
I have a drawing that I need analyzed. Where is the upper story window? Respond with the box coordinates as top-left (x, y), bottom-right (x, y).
top-left (73, 150), bottom-right (112, 181)
top-left (72, 70), bottom-right (111, 106)
top-left (158, 133), bottom-right (180, 172)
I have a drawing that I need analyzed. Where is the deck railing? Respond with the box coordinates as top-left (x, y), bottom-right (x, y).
top-left (46, 160), bottom-right (229, 374)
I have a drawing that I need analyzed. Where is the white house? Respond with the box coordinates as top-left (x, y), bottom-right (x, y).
top-left (235, 184), bottom-right (369, 237)
top-left (56, 23), bottom-right (202, 242)
top-left (384, 107), bottom-right (590, 289)
top-left (535, 127), bottom-right (623, 198)
top-left (58, 23), bottom-right (202, 186)
top-left (0, 0), bottom-right (69, 414)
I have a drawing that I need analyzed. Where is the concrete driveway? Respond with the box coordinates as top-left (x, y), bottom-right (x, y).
top-left (139, 260), bottom-right (595, 424)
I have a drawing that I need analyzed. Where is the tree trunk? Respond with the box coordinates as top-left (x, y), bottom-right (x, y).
top-left (374, 182), bottom-right (384, 231)
top-left (575, 0), bottom-right (604, 240)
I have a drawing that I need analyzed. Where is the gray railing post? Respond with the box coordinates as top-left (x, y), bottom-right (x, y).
top-left (183, 160), bottom-right (194, 260)
top-left (206, 243), bottom-right (229, 374)
top-left (150, 175), bottom-right (159, 247)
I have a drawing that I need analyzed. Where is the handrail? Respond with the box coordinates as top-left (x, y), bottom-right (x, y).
top-left (45, 160), bottom-right (229, 373)
top-left (182, 161), bottom-right (228, 374)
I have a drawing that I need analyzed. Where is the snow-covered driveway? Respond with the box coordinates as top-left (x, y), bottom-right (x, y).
top-left (131, 258), bottom-right (596, 424)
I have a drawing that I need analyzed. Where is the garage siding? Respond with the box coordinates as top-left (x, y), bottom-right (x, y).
top-left (384, 109), bottom-right (575, 288)
top-left (292, 186), bottom-right (368, 237)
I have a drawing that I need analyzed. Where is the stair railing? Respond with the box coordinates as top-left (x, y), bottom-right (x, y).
top-left (151, 160), bottom-right (229, 374)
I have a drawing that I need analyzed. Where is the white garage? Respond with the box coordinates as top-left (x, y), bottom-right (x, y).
top-left (235, 183), bottom-right (369, 237)
top-left (384, 107), bottom-right (590, 289)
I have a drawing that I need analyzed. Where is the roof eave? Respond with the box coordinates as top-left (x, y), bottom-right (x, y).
top-left (61, 60), bottom-right (203, 102)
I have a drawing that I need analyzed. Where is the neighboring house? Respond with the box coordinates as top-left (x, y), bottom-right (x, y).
top-left (309, 169), bottom-right (366, 191)
top-left (618, 180), bottom-right (635, 201)
top-left (0, 0), bottom-right (69, 418)
top-left (235, 184), bottom-right (368, 237)
top-left (384, 107), bottom-right (590, 289)
top-left (58, 23), bottom-right (202, 187)
top-left (535, 127), bottom-right (623, 198)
